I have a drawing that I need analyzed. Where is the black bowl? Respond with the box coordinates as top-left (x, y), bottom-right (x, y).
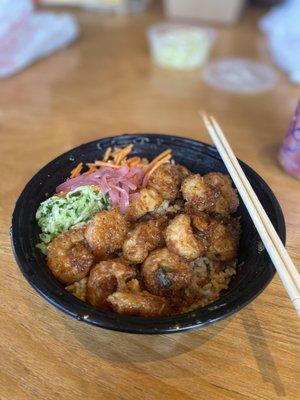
top-left (11, 134), bottom-right (285, 334)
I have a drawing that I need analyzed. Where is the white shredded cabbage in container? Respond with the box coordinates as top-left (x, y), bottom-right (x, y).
top-left (148, 24), bottom-right (215, 70)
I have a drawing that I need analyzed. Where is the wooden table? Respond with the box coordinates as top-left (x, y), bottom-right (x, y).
top-left (1, 3), bottom-right (299, 400)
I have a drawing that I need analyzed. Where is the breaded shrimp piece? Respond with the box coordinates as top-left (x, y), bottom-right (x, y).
top-left (47, 227), bottom-right (95, 285)
top-left (148, 163), bottom-right (182, 201)
top-left (142, 248), bottom-right (192, 297)
top-left (191, 214), bottom-right (240, 261)
top-left (190, 212), bottom-right (211, 235)
top-left (110, 255), bottom-right (132, 266)
top-left (177, 164), bottom-right (191, 181)
top-left (84, 208), bottom-right (129, 259)
top-left (86, 261), bottom-right (136, 309)
top-left (181, 174), bottom-right (230, 216)
top-left (123, 217), bottom-right (167, 264)
top-left (126, 187), bottom-right (163, 221)
top-left (181, 174), bottom-right (211, 204)
top-left (107, 279), bottom-right (170, 317)
top-left (207, 218), bottom-right (240, 261)
top-left (204, 172), bottom-right (239, 214)
top-left (165, 214), bottom-right (206, 261)
top-left (108, 291), bottom-right (169, 317)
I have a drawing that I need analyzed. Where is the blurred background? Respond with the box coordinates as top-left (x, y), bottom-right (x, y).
top-left (0, 0), bottom-right (299, 180)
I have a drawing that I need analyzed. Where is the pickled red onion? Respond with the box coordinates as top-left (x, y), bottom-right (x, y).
top-left (56, 166), bottom-right (144, 213)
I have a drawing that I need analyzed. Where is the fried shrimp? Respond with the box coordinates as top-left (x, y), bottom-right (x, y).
top-left (142, 248), bottom-right (192, 297)
top-left (126, 187), bottom-right (163, 221)
top-left (191, 214), bottom-right (240, 261)
top-left (47, 227), bottom-right (95, 285)
top-left (86, 261), bottom-right (136, 308)
top-left (165, 214), bottom-right (207, 261)
top-left (107, 279), bottom-right (170, 317)
top-left (190, 212), bottom-right (211, 234)
top-left (148, 163), bottom-right (183, 201)
top-left (181, 174), bottom-right (230, 216)
top-left (204, 172), bottom-right (239, 214)
top-left (177, 165), bottom-right (191, 181)
top-left (207, 218), bottom-right (240, 261)
top-left (123, 217), bottom-right (167, 264)
top-left (84, 208), bottom-right (129, 259)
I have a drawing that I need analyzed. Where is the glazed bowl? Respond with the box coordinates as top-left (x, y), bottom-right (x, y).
top-left (11, 134), bottom-right (285, 334)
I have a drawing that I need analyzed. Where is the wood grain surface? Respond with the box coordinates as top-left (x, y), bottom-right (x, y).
top-left (0, 3), bottom-right (299, 400)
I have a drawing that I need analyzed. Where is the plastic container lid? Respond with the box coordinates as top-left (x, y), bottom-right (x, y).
top-left (147, 23), bottom-right (216, 70)
top-left (202, 58), bottom-right (278, 93)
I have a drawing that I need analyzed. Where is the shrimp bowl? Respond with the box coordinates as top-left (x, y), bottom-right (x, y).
top-left (11, 134), bottom-right (285, 333)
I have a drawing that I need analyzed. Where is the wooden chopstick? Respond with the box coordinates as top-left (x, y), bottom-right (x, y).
top-left (201, 111), bottom-right (300, 316)
top-left (209, 115), bottom-right (300, 292)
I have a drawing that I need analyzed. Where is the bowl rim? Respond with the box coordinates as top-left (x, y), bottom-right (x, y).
top-left (11, 133), bottom-right (286, 334)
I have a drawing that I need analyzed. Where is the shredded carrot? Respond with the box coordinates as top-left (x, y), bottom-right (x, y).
top-left (144, 149), bottom-right (172, 174)
top-left (127, 157), bottom-right (149, 168)
top-left (89, 161), bottom-right (121, 168)
top-left (113, 144), bottom-right (133, 165)
top-left (144, 154), bottom-right (172, 180)
top-left (70, 162), bottom-right (83, 178)
top-left (151, 149), bottom-right (172, 163)
top-left (102, 147), bottom-right (112, 162)
top-left (127, 157), bottom-right (142, 167)
top-left (68, 146), bottom-right (173, 181)
top-left (95, 145), bottom-right (170, 169)
top-left (110, 147), bottom-right (122, 157)
top-left (88, 164), bottom-right (98, 173)
top-left (82, 164), bottom-right (98, 175)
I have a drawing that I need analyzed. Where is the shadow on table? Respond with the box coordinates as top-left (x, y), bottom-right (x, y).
top-left (241, 305), bottom-right (286, 397)
top-left (63, 306), bottom-right (288, 387)
top-left (63, 315), bottom-right (230, 367)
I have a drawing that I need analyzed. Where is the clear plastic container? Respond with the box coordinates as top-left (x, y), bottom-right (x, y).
top-left (147, 23), bottom-right (216, 70)
top-left (202, 58), bottom-right (278, 94)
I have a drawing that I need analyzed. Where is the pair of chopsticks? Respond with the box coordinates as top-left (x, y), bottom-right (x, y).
top-left (201, 112), bottom-right (300, 317)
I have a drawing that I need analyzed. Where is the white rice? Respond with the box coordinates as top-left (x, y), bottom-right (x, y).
top-left (65, 277), bottom-right (88, 301)
top-left (153, 200), bottom-right (182, 216)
